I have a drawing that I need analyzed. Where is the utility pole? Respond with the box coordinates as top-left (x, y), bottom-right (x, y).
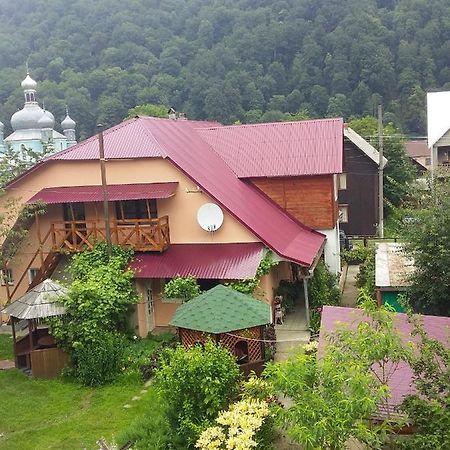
top-left (378, 105), bottom-right (384, 238)
top-left (98, 124), bottom-right (112, 256)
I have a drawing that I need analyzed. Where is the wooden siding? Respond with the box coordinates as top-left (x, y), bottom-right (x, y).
top-left (339, 139), bottom-right (379, 236)
top-left (251, 175), bottom-right (336, 229)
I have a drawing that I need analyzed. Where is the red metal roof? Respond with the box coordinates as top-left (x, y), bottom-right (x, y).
top-left (11, 117), bottom-right (326, 266)
top-left (197, 119), bottom-right (343, 177)
top-left (130, 243), bottom-right (264, 279)
top-left (320, 306), bottom-right (450, 415)
top-left (405, 140), bottom-right (429, 158)
top-left (138, 118), bottom-right (326, 266)
top-left (26, 183), bottom-right (178, 204)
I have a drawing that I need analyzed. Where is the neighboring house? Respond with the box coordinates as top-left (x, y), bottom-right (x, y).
top-left (405, 140), bottom-right (430, 173)
top-left (427, 91), bottom-right (450, 171)
top-left (339, 125), bottom-right (387, 237)
top-left (0, 116), bottom-right (341, 335)
top-left (0, 72), bottom-right (77, 154)
top-left (375, 243), bottom-right (414, 313)
top-left (320, 305), bottom-right (450, 422)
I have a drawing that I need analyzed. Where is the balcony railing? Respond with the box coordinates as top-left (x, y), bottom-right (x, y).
top-left (50, 216), bottom-right (170, 253)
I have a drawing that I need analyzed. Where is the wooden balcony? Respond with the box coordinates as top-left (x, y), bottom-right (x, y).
top-left (50, 216), bottom-right (170, 253)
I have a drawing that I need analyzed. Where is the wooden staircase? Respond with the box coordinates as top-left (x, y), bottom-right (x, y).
top-left (28, 252), bottom-right (63, 290)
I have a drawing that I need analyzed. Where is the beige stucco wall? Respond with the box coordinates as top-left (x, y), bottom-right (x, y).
top-left (0, 158), bottom-right (258, 306)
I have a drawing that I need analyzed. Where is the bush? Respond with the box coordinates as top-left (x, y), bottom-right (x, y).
top-left (309, 261), bottom-right (341, 333)
top-left (155, 340), bottom-right (241, 448)
top-left (341, 244), bottom-right (372, 265)
top-left (163, 275), bottom-right (201, 302)
top-left (74, 331), bottom-right (126, 386)
top-left (356, 247), bottom-right (375, 296)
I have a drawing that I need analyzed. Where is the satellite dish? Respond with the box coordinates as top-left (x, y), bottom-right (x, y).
top-left (197, 203), bottom-right (224, 232)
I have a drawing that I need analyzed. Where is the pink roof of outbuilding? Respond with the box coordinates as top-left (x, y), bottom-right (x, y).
top-left (320, 306), bottom-right (450, 416)
top-left (9, 117), bottom-right (327, 267)
top-left (405, 140), bottom-right (429, 158)
top-left (197, 118), bottom-right (344, 177)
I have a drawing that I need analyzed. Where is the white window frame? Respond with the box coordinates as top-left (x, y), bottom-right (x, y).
top-left (1, 269), bottom-right (14, 286)
top-left (28, 268), bottom-right (40, 284)
top-left (338, 204), bottom-right (349, 223)
top-left (338, 173), bottom-right (347, 190)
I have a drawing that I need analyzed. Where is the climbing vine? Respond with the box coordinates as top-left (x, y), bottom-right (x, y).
top-left (226, 251), bottom-right (278, 295)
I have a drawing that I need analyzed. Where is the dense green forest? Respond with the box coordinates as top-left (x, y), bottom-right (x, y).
top-left (0, 0), bottom-right (449, 140)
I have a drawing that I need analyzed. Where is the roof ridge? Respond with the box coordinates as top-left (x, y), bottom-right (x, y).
top-left (196, 117), bottom-right (343, 131)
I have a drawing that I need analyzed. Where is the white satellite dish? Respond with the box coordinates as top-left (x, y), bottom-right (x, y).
top-left (197, 203), bottom-right (224, 232)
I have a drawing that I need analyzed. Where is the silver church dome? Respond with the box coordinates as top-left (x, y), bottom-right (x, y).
top-left (11, 104), bottom-right (47, 131)
top-left (38, 110), bottom-right (55, 129)
top-left (61, 114), bottom-right (76, 130)
top-left (21, 74), bottom-right (38, 90)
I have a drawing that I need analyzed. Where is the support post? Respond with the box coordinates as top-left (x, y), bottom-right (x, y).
top-left (378, 104), bottom-right (384, 238)
top-left (303, 277), bottom-right (311, 330)
top-left (11, 317), bottom-right (17, 367)
top-left (98, 125), bottom-right (112, 256)
top-left (35, 212), bottom-right (44, 267)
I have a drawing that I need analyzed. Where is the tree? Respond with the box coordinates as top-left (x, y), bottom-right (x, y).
top-left (125, 103), bottom-right (169, 119)
top-left (264, 300), bottom-right (410, 450)
top-left (399, 315), bottom-right (450, 449)
top-left (402, 177), bottom-right (450, 316)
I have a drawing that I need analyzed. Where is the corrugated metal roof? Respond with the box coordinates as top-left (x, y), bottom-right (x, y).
top-left (405, 140), bottom-right (429, 158)
top-left (169, 284), bottom-right (271, 333)
top-left (375, 243), bottom-right (414, 288)
top-left (197, 118), bottom-right (343, 177)
top-left (26, 182), bottom-right (178, 204)
top-left (9, 117), bottom-right (326, 267)
top-left (319, 306), bottom-right (450, 418)
top-left (138, 118), bottom-right (326, 266)
top-left (130, 243), bottom-right (264, 280)
top-left (2, 279), bottom-right (67, 319)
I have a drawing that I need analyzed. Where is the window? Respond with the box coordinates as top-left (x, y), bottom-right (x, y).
top-left (115, 199), bottom-right (158, 220)
top-left (1, 269), bottom-right (13, 285)
top-left (28, 268), bottom-right (40, 284)
top-left (425, 157), bottom-right (431, 165)
top-left (234, 340), bottom-right (249, 364)
top-left (338, 173), bottom-right (347, 190)
top-left (338, 204), bottom-right (349, 223)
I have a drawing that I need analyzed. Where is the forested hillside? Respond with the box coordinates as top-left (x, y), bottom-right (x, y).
top-left (0, 0), bottom-right (449, 139)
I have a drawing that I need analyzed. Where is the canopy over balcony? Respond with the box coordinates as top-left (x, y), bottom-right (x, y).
top-left (26, 182), bottom-right (178, 204)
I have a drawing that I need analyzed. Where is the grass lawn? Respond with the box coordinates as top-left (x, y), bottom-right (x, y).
top-left (0, 370), bottom-right (157, 449)
top-left (0, 333), bottom-right (14, 360)
top-left (0, 334), bottom-right (172, 449)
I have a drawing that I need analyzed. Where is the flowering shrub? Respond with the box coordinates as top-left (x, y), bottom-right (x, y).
top-left (196, 399), bottom-right (271, 450)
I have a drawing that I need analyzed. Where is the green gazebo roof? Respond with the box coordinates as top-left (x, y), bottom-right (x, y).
top-left (169, 284), bottom-right (271, 334)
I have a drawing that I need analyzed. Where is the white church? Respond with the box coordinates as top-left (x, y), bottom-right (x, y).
top-left (0, 71), bottom-right (77, 154)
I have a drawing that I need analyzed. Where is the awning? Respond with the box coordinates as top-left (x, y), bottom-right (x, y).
top-left (130, 243), bottom-right (265, 280)
top-left (27, 182), bottom-right (178, 204)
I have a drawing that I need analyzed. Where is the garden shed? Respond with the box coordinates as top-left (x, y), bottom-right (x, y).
top-left (169, 284), bottom-right (271, 375)
top-left (2, 279), bottom-right (70, 378)
top-left (375, 243), bottom-right (414, 312)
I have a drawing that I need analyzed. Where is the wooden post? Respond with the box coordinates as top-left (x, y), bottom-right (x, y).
top-left (35, 212), bottom-right (44, 267)
top-left (378, 104), bottom-right (384, 238)
top-left (28, 319), bottom-right (34, 370)
top-left (11, 317), bottom-right (17, 367)
top-left (98, 125), bottom-right (112, 256)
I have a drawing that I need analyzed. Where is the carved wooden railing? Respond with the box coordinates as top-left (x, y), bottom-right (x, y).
top-left (50, 216), bottom-right (170, 253)
top-left (5, 216), bottom-right (170, 303)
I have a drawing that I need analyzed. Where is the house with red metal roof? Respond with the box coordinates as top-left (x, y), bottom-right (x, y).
top-left (1, 116), bottom-right (347, 334)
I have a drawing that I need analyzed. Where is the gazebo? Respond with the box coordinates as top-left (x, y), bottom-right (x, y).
top-left (2, 279), bottom-right (70, 378)
top-left (170, 284), bottom-right (271, 375)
